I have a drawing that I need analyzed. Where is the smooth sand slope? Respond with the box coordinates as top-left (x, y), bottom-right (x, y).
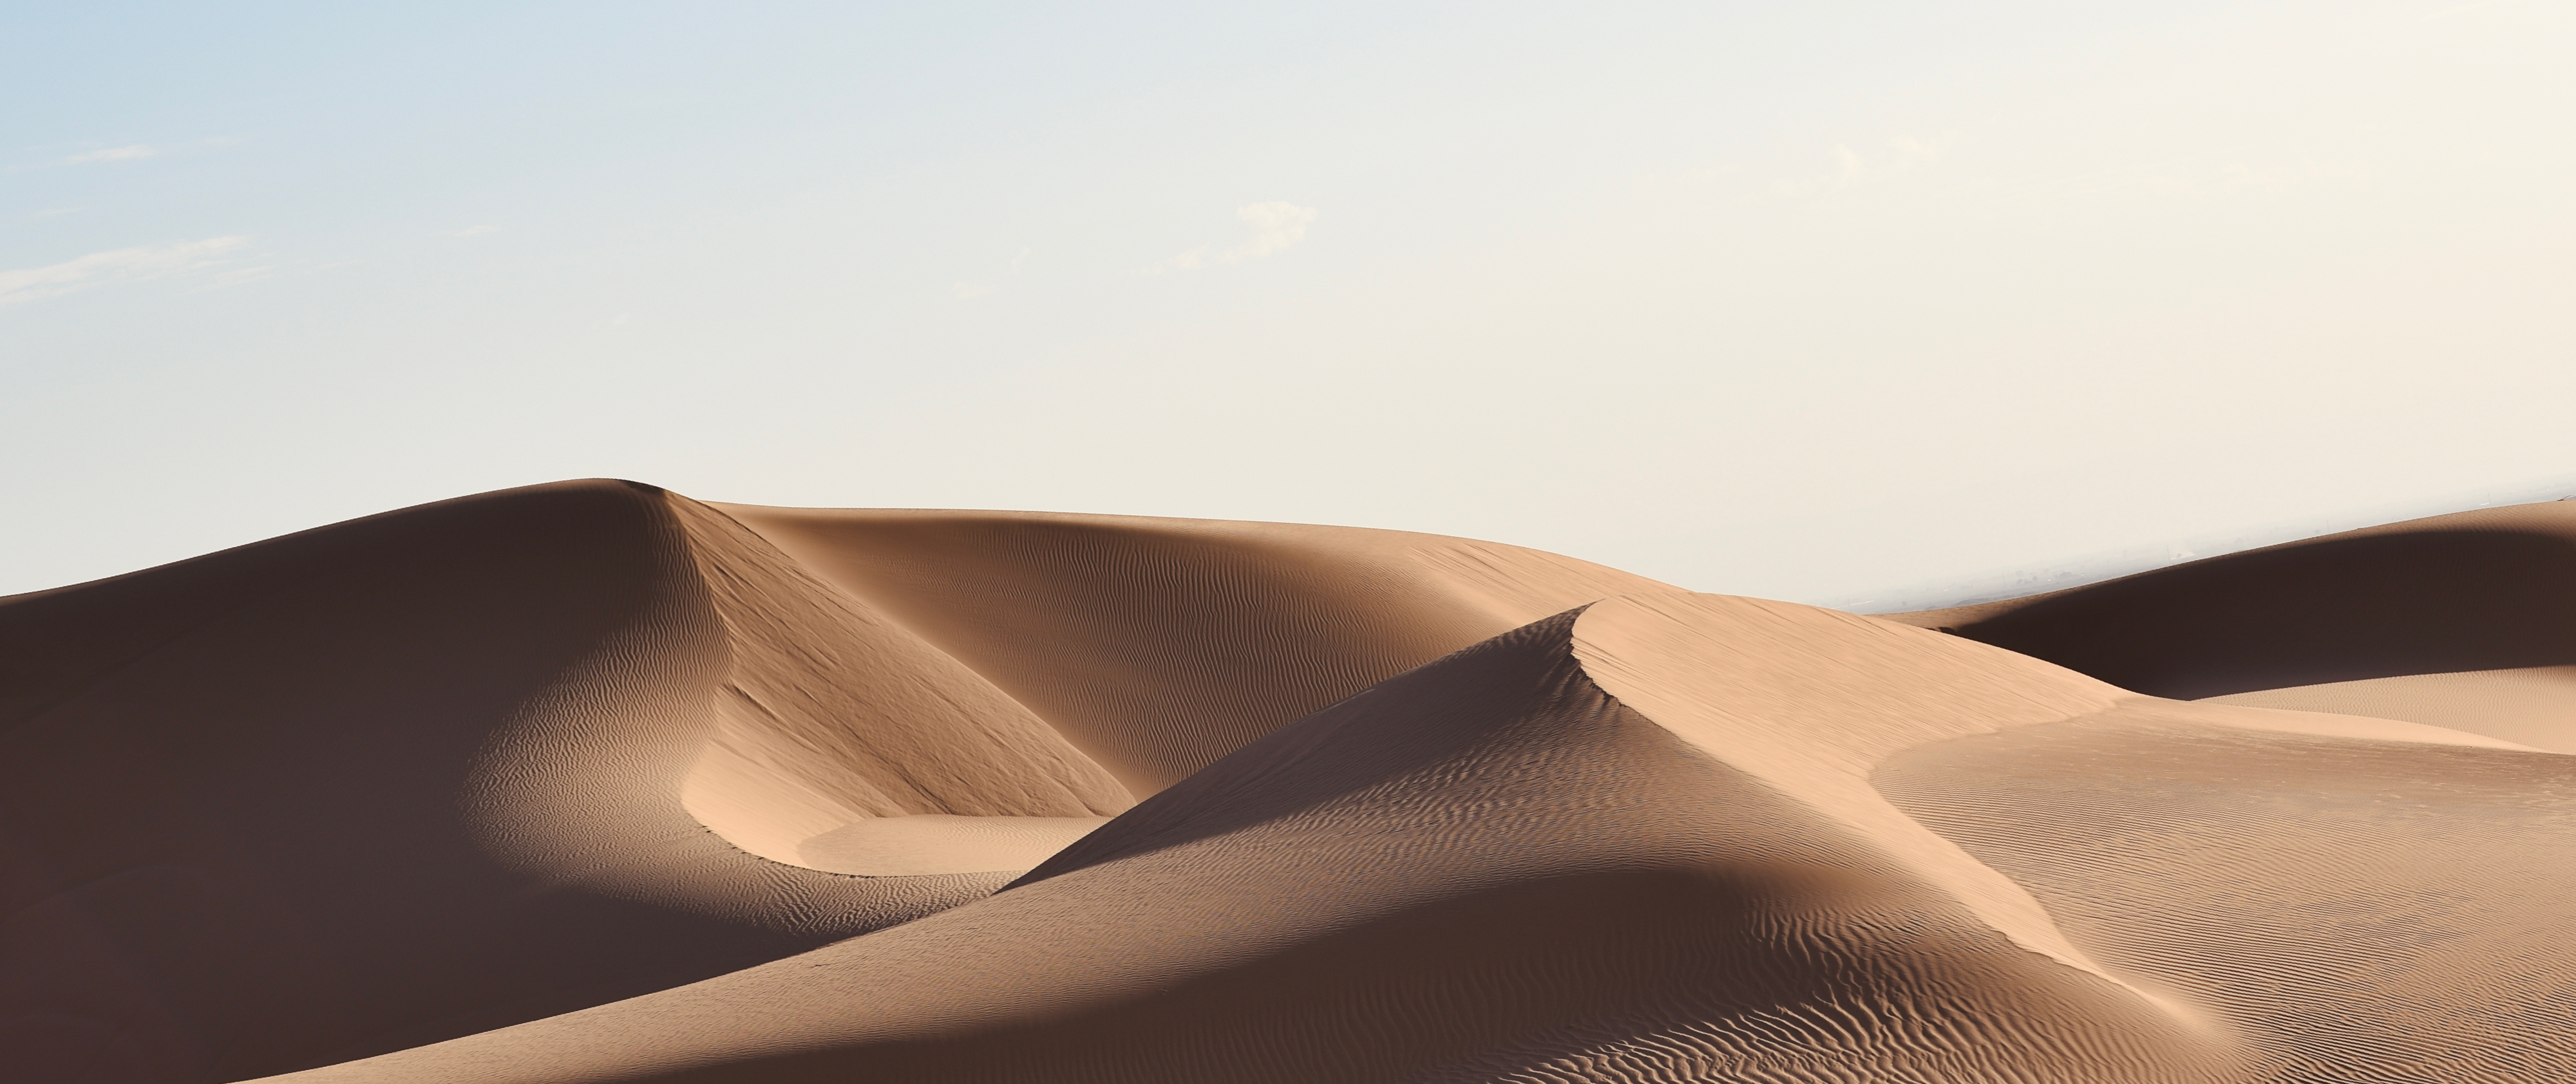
top-left (0, 481), bottom-right (1665, 1082)
top-left (8, 484), bottom-right (2576, 1082)
top-left (1888, 500), bottom-right (2576, 750)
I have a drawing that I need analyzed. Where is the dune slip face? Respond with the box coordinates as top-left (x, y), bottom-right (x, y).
top-left (5, 483), bottom-right (2575, 1083)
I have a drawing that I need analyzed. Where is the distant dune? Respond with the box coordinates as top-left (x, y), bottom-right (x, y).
top-left (6, 482), bottom-right (2574, 1082)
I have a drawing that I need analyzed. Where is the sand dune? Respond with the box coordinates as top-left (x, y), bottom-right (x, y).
top-left (0, 481), bottom-right (1667, 1081)
top-left (1888, 500), bottom-right (2576, 749)
top-left (6, 483), bottom-right (2575, 1082)
top-left (706, 502), bottom-right (1671, 793)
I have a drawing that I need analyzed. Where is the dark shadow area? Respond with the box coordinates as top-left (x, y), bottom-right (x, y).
top-left (0, 483), bottom-right (848, 1083)
top-left (1927, 529), bottom-right (2576, 699)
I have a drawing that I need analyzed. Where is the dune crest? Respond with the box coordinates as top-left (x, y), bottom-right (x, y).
top-left (659, 498), bottom-right (1130, 867)
top-left (0, 481), bottom-right (1681, 1081)
top-left (672, 498), bottom-right (1680, 864)
top-left (261, 605), bottom-right (2243, 1084)
top-left (707, 503), bottom-right (1677, 792)
top-left (2204, 665), bottom-right (2576, 751)
top-left (1889, 500), bottom-right (2576, 748)
top-left (12, 483), bottom-right (2576, 1082)
top-left (1570, 593), bottom-right (2131, 984)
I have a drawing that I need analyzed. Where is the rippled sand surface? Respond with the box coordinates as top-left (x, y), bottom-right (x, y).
top-left (7, 480), bottom-right (2573, 1083)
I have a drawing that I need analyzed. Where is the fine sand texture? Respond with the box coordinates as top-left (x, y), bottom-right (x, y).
top-left (6, 483), bottom-right (2576, 1082)
top-left (1888, 500), bottom-right (2576, 751)
top-left (0, 481), bottom-right (1667, 1081)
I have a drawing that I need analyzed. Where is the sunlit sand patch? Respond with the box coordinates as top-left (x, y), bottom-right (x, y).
top-left (797, 814), bottom-right (1113, 876)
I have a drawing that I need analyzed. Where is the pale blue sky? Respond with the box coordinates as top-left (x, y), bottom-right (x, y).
top-left (5, 1), bottom-right (2571, 602)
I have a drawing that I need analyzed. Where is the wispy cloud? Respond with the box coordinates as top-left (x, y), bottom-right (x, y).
top-left (1222, 201), bottom-right (1318, 261)
top-left (455, 225), bottom-right (502, 237)
top-left (1152, 201), bottom-right (1320, 273)
top-left (65, 144), bottom-right (159, 164)
top-left (0, 237), bottom-right (250, 308)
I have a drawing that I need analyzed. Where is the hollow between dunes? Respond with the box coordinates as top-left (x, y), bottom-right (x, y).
top-left (794, 814), bottom-right (1113, 877)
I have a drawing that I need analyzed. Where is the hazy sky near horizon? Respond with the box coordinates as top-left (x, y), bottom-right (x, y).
top-left (5, 0), bottom-right (2571, 602)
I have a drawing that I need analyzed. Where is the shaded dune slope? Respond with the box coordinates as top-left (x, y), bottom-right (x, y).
top-left (0, 481), bottom-right (1672, 1083)
top-left (1887, 500), bottom-right (2576, 749)
top-left (265, 601), bottom-right (2246, 1084)
top-left (0, 481), bottom-right (1011, 1083)
top-left (20, 484), bottom-right (2576, 1083)
top-left (676, 500), bottom-right (1674, 863)
top-left (272, 588), bottom-right (2576, 1084)
top-left (709, 503), bottom-right (1671, 794)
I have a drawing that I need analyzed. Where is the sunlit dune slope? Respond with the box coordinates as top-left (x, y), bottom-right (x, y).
top-left (19, 485), bottom-right (2576, 1084)
top-left (270, 581), bottom-right (2576, 1083)
top-left (0, 481), bottom-right (1025, 1082)
top-left (1876, 700), bottom-right (2576, 1081)
top-left (261, 599), bottom-right (2242, 1084)
top-left (1888, 500), bottom-right (2576, 750)
top-left (708, 502), bottom-right (1671, 794)
top-left (0, 480), bottom-right (1671, 1083)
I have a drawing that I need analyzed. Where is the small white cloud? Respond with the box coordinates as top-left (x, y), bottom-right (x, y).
top-left (455, 225), bottom-right (501, 237)
top-left (1831, 144), bottom-right (1864, 187)
top-left (66, 145), bottom-right (158, 164)
top-left (1156, 246), bottom-right (1213, 274)
top-left (1151, 202), bottom-right (1320, 273)
top-left (0, 236), bottom-right (249, 307)
top-left (1222, 201), bottom-right (1318, 261)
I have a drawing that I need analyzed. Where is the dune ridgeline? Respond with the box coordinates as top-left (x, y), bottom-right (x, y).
top-left (6, 479), bottom-right (2576, 1083)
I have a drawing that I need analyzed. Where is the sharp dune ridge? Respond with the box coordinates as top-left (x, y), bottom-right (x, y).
top-left (5, 481), bottom-right (2574, 1082)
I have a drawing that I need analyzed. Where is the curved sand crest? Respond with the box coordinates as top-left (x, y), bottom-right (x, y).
top-left (266, 589), bottom-right (2576, 1083)
top-left (705, 502), bottom-right (1674, 793)
top-left (0, 481), bottom-right (1674, 1081)
top-left (0, 480), bottom-right (1054, 1083)
top-left (22, 484), bottom-right (2576, 1082)
top-left (1575, 600), bottom-right (2576, 1079)
top-left (1889, 499), bottom-right (2576, 750)
top-left (668, 497), bottom-right (1676, 866)
top-left (249, 595), bottom-right (2253, 1083)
